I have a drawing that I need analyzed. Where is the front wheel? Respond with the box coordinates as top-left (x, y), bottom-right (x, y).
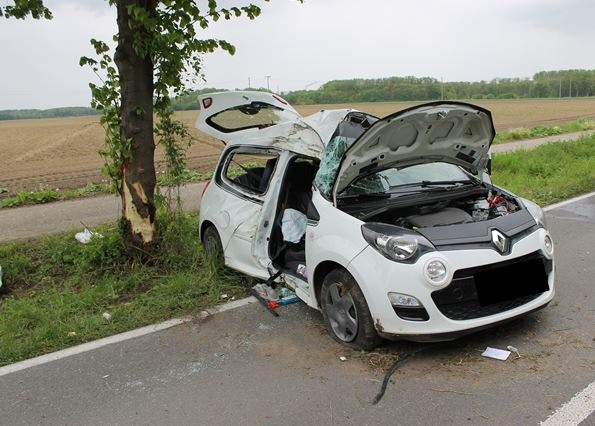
top-left (320, 269), bottom-right (382, 350)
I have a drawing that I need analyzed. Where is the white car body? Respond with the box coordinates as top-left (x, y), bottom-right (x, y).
top-left (197, 91), bottom-right (555, 348)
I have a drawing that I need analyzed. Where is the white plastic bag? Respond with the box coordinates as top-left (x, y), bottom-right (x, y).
top-left (75, 228), bottom-right (102, 244)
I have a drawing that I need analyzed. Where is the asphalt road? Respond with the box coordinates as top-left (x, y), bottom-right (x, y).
top-left (1, 195), bottom-right (593, 425)
top-left (0, 130), bottom-right (592, 243)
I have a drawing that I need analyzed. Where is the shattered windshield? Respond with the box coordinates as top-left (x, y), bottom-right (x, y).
top-left (314, 135), bottom-right (356, 197)
top-left (339, 163), bottom-right (473, 198)
top-left (314, 112), bottom-right (378, 197)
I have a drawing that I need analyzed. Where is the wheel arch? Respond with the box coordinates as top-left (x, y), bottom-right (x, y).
top-left (313, 260), bottom-right (346, 307)
top-left (199, 220), bottom-right (216, 242)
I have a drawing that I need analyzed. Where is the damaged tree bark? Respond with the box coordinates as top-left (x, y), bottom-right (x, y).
top-left (114, 0), bottom-right (158, 254)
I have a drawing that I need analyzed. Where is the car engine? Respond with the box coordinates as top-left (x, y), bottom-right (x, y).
top-left (392, 191), bottom-right (520, 229)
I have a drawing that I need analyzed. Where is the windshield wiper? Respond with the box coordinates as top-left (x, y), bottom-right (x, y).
top-left (337, 192), bottom-right (390, 200)
top-left (388, 179), bottom-right (478, 194)
top-left (420, 179), bottom-right (478, 187)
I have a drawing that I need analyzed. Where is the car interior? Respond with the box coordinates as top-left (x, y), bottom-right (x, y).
top-left (268, 157), bottom-right (319, 278)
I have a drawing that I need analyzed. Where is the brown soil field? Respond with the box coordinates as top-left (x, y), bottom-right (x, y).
top-left (1, 98), bottom-right (595, 195)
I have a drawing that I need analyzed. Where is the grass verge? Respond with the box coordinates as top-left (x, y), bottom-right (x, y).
top-left (0, 212), bottom-right (255, 366)
top-left (0, 182), bottom-right (111, 208)
top-left (494, 118), bottom-right (595, 144)
top-left (492, 134), bottom-right (595, 205)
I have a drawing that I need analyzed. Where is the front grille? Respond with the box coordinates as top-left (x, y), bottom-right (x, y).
top-left (432, 251), bottom-right (551, 321)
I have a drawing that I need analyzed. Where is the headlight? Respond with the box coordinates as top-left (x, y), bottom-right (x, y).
top-left (362, 223), bottom-right (435, 263)
top-left (522, 198), bottom-right (547, 228)
top-left (543, 233), bottom-right (554, 256)
top-left (424, 259), bottom-right (450, 287)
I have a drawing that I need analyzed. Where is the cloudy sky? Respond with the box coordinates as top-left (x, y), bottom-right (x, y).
top-left (1, 0), bottom-right (594, 109)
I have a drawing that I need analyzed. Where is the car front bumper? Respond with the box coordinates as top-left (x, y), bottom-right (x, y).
top-left (347, 227), bottom-right (555, 340)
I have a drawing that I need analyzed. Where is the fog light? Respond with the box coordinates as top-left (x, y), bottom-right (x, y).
top-left (544, 234), bottom-right (554, 255)
top-left (388, 292), bottom-right (421, 307)
top-left (424, 259), bottom-right (449, 287)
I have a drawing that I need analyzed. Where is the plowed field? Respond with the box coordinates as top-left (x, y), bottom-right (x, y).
top-left (1, 98), bottom-right (594, 194)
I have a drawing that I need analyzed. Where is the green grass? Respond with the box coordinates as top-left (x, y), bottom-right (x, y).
top-left (0, 212), bottom-right (254, 366)
top-left (492, 135), bottom-right (595, 205)
top-left (494, 118), bottom-right (595, 144)
top-left (0, 182), bottom-right (110, 208)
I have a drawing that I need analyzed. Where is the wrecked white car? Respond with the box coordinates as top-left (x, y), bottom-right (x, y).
top-left (196, 91), bottom-right (555, 349)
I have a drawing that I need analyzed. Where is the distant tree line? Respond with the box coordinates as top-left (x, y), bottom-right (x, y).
top-left (282, 69), bottom-right (595, 105)
top-left (4, 70), bottom-right (594, 119)
top-left (0, 107), bottom-right (98, 121)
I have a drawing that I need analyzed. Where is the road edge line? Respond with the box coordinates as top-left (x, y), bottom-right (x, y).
top-left (543, 191), bottom-right (595, 212)
top-left (540, 380), bottom-right (595, 425)
top-left (0, 296), bottom-right (256, 377)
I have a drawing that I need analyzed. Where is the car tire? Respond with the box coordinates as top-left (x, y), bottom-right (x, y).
top-left (202, 225), bottom-right (224, 265)
top-left (320, 269), bottom-right (382, 350)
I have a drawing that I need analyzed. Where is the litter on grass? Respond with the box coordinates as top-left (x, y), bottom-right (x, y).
top-left (75, 228), bottom-right (103, 244)
top-left (481, 346), bottom-right (511, 361)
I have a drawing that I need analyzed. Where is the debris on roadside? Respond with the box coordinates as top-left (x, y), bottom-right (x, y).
top-left (252, 283), bottom-right (278, 301)
top-left (220, 293), bottom-right (228, 300)
top-left (251, 283), bottom-right (301, 317)
top-left (507, 345), bottom-right (521, 359)
top-left (339, 356), bottom-right (347, 362)
top-left (67, 331), bottom-right (77, 337)
top-left (481, 346), bottom-right (511, 361)
top-left (102, 312), bottom-right (112, 321)
top-left (74, 228), bottom-right (103, 244)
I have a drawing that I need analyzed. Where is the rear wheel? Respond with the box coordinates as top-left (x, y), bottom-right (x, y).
top-left (202, 225), bottom-right (224, 266)
top-left (320, 269), bottom-right (382, 350)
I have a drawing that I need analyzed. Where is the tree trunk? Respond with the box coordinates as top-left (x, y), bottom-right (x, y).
top-left (114, 0), bottom-right (157, 255)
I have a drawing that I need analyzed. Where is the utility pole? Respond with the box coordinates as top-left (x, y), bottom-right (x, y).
top-left (265, 75), bottom-right (271, 91)
top-left (441, 77), bottom-right (444, 100)
top-left (248, 77), bottom-right (251, 89)
top-left (569, 78), bottom-right (572, 97)
top-left (559, 79), bottom-right (562, 98)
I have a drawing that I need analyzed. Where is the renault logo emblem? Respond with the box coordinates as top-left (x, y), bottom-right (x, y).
top-left (491, 229), bottom-right (509, 253)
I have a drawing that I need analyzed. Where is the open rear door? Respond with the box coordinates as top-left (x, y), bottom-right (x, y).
top-left (195, 91), bottom-right (302, 144)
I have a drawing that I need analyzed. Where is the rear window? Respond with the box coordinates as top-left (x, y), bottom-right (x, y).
top-left (206, 102), bottom-right (295, 133)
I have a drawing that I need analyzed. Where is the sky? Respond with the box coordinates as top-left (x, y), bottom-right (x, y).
top-left (1, 0), bottom-right (594, 109)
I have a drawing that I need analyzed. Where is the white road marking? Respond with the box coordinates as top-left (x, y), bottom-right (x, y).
top-left (0, 296), bottom-right (256, 377)
top-left (540, 381), bottom-right (595, 426)
top-left (543, 191), bottom-right (595, 212)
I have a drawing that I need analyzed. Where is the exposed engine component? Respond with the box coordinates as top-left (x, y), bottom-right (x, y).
top-left (393, 190), bottom-right (520, 229)
top-left (407, 207), bottom-right (472, 228)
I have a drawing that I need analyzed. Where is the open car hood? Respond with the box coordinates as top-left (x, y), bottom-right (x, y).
top-left (333, 102), bottom-right (496, 197)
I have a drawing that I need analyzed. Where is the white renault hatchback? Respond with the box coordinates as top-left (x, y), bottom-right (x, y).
top-left (196, 91), bottom-right (555, 349)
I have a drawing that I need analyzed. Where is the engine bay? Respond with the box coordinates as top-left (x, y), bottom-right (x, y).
top-left (365, 188), bottom-right (521, 229)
